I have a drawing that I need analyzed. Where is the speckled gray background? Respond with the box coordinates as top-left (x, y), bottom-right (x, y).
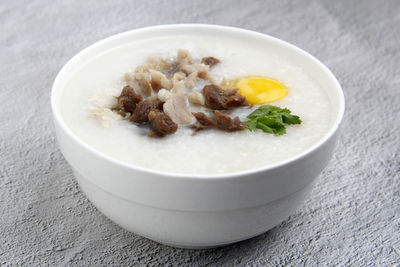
top-left (1, 0), bottom-right (399, 266)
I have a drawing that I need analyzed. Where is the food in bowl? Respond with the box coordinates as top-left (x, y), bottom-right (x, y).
top-left (52, 25), bottom-right (344, 248)
top-left (92, 48), bottom-right (301, 138)
top-left (61, 35), bottom-right (332, 175)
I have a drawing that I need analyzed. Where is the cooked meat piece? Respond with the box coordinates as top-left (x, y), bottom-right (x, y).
top-left (172, 71), bottom-right (185, 84)
top-left (178, 49), bottom-right (203, 77)
top-left (135, 64), bottom-right (151, 79)
top-left (180, 64), bottom-right (196, 76)
top-left (116, 86), bottom-right (142, 113)
top-left (152, 98), bottom-right (164, 110)
top-left (177, 49), bottom-right (194, 65)
top-left (150, 69), bottom-right (172, 91)
top-left (192, 112), bottom-right (217, 127)
top-left (134, 65), bottom-right (154, 96)
top-left (147, 55), bottom-right (172, 72)
top-left (188, 91), bottom-right (205, 106)
top-left (163, 92), bottom-right (195, 125)
top-left (232, 116), bottom-right (247, 130)
top-left (201, 57), bottom-right (220, 68)
top-left (221, 90), bottom-right (248, 108)
top-left (203, 84), bottom-right (248, 110)
top-left (185, 72), bottom-right (198, 89)
top-left (214, 111), bottom-right (247, 131)
top-left (130, 98), bottom-right (163, 123)
top-left (192, 111), bottom-right (247, 132)
top-left (119, 85), bottom-right (138, 98)
top-left (117, 97), bottom-right (136, 113)
top-left (171, 72), bottom-right (186, 94)
top-left (157, 89), bottom-right (171, 102)
top-left (195, 63), bottom-right (210, 80)
top-left (148, 110), bottom-right (178, 136)
top-left (124, 73), bottom-right (146, 95)
top-left (130, 100), bottom-right (153, 123)
top-left (137, 78), bottom-right (153, 96)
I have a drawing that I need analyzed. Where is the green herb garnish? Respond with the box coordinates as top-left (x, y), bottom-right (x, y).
top-left (244, 105), bottom-right (302, 136)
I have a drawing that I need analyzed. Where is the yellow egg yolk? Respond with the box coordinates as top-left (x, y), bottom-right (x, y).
top-left (236, 77), bottom-right (288, 105)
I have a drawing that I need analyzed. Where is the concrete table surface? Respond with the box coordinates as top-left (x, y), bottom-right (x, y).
top-left (1, 0), bottom-right (399, 265)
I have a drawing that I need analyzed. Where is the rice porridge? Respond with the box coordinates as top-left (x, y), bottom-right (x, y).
top-left (61, 35), bottom-right (333, 175)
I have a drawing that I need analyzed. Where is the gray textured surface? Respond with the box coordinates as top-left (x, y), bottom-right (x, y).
top-left (1, 0), bottom-right (399, 265)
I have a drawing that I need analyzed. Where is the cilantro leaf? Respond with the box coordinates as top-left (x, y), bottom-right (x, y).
top-left (256, 117), bottom-right (286, 136)
top-left (244, 105), bottom-right (301, 136)
top-left (282, 113), bottom-right (302, 124)
top-left (256, 121), bottom-right (273, 134)
top-left (247, 105), bottom-right (290, 119)
top-left (244, 120), bottom-right (258, 132)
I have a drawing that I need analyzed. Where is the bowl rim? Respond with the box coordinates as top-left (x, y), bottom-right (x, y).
top-left (51, 23), bottom-right (345, 180)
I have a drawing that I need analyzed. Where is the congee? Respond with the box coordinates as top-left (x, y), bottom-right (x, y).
top-left (61, 35), bottom-right (333, 174)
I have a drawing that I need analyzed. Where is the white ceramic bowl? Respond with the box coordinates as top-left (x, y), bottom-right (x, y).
top-left (51, 24), bottom-right (345, 248)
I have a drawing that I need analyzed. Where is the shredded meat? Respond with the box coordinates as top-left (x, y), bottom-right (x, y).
top-left (163, 92), bottom-right (195, 125)
top-left (214, 111), bottom-right (247, 131)
top-left (195, 63), bottom-right (210, 80)
top-left (176, 49), bottom-right (215, 81)
top-left (188, 91), bottom-right (205, 106)
top-left (157, 89), bottom-right (171, 102)
top-left (177, 49), bottom-right (197, 76)
top-left (110, 50), bottom-right (250, 138)
top-left (192, 112), bottom-right (217, 127)
top-left (185, 72), bottom-right (198, 89)
top-left (171, 72), bottom-right (186, 94)
top-left (148, 110), bottom-right (178, 136)
top-left (173, 71), bottom-right (185, 81)
top-left (150, 69), bottom-right (172, 91)
top-left (203, 84), bottom-right (248, 110)
top-left (201, 57), bottom-right (220, 68)
top-left (134, 65), bottom-right (153, 96)
top-left (138, 77), bottom-right (153, 96)
top-left (177, 49), bottom-right (194, 66)
top-left (116, 86), bottom-right (142, 113)
top-left (130, 98), bottom-right (163, 123)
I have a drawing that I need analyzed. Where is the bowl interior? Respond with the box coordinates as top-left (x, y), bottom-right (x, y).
top-left (51, 24), bottom-right (345, 178)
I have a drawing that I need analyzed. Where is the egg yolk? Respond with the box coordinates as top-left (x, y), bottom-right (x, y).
top-left (236, 77), bottom-right (288, 105)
